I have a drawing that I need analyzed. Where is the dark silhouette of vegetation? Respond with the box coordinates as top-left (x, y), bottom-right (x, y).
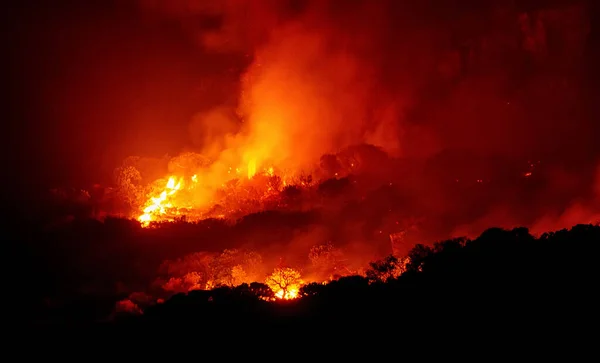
top-left (85, 223), bottom-right (596, 344)
top-left (8, 154), bottom-right (600, 338)
top-left (18, 223), bottom-right (596, 335)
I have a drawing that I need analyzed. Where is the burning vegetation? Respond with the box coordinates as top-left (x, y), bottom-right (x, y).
top-left (265, 267), bottom-right (303, 300)
top-left (20, 0), bottom-right (600, 313)
top-left (95, 0), bottom-right (597, 237)
top-left (155, 244), bottom-right (354, 300)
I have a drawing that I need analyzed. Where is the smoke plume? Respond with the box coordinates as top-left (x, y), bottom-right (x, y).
top-left (135, 0), bottom-right (597, 234)
top-left (139, 0), bottom-right (593, 162)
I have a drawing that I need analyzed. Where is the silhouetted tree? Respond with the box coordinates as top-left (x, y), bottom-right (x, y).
top-left (406, 244), bottom-right (433, 272)
top-left (265, 267), bottom-right (302, 299)
top-left (210, 249), bottom-right (265, 287)
top-left (248, 282), bottom-right (275, 300)
top-left (299, 282), bottom-right (326, 297)
top-left (366, 255), bottom-right (402, 282)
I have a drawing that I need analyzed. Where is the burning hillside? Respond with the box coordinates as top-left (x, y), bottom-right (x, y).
top-left (103, 0), bottom-right (596, 230)
top-left (11, 0), bottom-right (600, 313)
top-left (24, 0), bottom-right (595, 234)
top-left (102, 143), bottom-right (600, 304)
top-left (133, 154), bottom-right (306, 225)
top-left (127, 146), bottom-right (387, 225)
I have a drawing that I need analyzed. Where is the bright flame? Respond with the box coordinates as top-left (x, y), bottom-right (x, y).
top-left (265, 267), bottom-right (303, 300)
top-left (133, 153), bottom-right (299, 226)
top-left (248, 159), bottom-right (257, 179)
top-left (275, 288), bottom-right (299, 300)
top-left (138, 176), bottom-right (183, 226)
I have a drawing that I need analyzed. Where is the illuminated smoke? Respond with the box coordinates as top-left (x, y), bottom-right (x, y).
top-left (133, 0), bottom-right (597, 233)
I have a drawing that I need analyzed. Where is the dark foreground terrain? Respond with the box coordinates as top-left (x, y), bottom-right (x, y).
top-left (15, 223), bottom-right (598, 347)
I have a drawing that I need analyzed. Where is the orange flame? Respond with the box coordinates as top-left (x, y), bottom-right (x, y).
top-left (134, 152), bottom-right (295, 226)
top-left (248, 159), bottom-right (257, 179)
top-left (265, 267), bottom-right (303, 300)
top-left (138, 176), bottom-right (185, 225)
top-left (274, 288), bottom-right (299, 300)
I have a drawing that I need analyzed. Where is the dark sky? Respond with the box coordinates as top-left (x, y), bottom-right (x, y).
top-left (3, 0), bottom-right (235, 192)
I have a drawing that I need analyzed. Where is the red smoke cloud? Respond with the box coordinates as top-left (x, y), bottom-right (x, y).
top-left (132, 0), bottom-right (597, 239)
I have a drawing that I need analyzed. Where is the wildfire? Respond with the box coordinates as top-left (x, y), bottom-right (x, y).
top-left (134, 152), bottom-right (295, 226)
top-left (275, 288), bottom-right (299, 300)
top-left (248, 159), bottom-right (257, 179)
top-left (138, 176), bottom-right (188, 225)
top-left (265, 267), bottom-right (303, 300)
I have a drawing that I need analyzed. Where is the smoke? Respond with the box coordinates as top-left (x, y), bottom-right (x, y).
top-left (138, 0), bottom-right (290, 53)
top-left (140, 0), bottom-right (593, 163)
top-left (138, 0), bottom-right (440, 169)
top-left (595, 165), bottom-right (600, 200)
top-left (133, 0), bottom-right (597, 235)
top-left (237, 19), bottom-right (388, 168)
top-left (188, 106), bottom-right (240, 160)
top-left (450, 162), bottom-right (600, 239)
top-left (530, 163), bottom-right (600, 233)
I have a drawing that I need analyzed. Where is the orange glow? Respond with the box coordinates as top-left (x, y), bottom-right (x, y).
top-left (248, 159), bottom-right (257, 179)
top-left (133, 151), bottom-right (300, 226)
top-left (275, 288), bottom-right (299, 300)
top-left (265, 267), bottom-right (303, 300)
top-left (138, 176), bottom-right (183, 225)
